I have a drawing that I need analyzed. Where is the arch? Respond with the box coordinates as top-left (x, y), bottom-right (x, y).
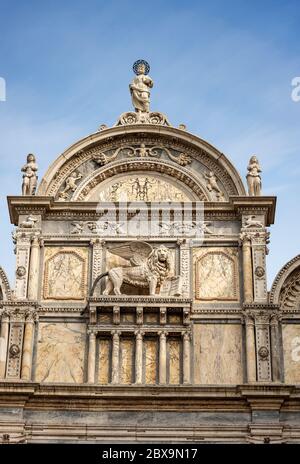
top-left (37, 125), bottom-right (246, 201)
top-left (0, 267), bottom-right (12, 301)
top-left (270, 255), bottom-right (300, 308)
top-left (74, 159), bottom-right (207, 202)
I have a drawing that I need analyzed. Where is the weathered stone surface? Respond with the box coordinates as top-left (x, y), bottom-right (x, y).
top-left (193, 324), bottom-right (243, 384)
top-left (42, 247), bottom-right (88, 301)
top-left (282, 324), bottom-right (300, 383)
top-left (193, 247), bottom-right (240, 302)
top-left (35, 323), bottom-right (86, 383)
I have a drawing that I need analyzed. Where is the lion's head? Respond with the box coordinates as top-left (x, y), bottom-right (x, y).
top-left (147, 245), bottom-right (171, 284)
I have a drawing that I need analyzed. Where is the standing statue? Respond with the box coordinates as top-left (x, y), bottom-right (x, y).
top-left (21, 154), bottom-right (38, 196)
top-left (247, 155), bottom-right (262, 196)
top-left (129, 60), bottom-right (153, 113)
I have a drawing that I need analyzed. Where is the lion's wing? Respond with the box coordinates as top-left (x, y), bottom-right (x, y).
top-left (108, 242), bottom-right (153, 266)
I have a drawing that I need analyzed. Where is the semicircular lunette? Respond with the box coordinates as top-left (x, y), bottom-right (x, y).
top-left (39, 127), bottom-right (245, 200)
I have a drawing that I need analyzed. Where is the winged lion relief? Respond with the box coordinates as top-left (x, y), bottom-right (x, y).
top-left (91, 241), bottom-right (182, 297)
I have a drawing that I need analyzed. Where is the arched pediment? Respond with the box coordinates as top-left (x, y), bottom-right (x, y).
top-left (37, 125), bottom-right (246, 202)
top-left (270, 255), bottom-right (300, 309)
top-left (0, 267), bottom-right (12, 301)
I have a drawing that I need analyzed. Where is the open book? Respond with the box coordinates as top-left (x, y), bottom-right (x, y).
top-left (159, 276), bottom-right (182, 297)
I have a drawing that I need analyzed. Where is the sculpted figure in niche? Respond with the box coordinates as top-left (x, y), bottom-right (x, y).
top-left (59, 171), bottom-right (83, 199)
top-left (244, 215), bottom-right (264, 229)
top-left (22, 154), bottom-right (38, 196)
top-left (204, 171), bottom-right (224, 200)
top-left (91, 242), bottom-right (171, 296)
top-left (247, 155), bottom-right (262, 196)
top-left (130, 60), bottom-right (153, 113)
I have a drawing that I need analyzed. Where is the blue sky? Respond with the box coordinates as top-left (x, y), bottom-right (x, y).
top-left (0, 0), bottom-right (299, 288)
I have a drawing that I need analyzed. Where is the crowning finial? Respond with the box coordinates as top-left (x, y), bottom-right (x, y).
top-left (129, 60), bottom-right (153, 113)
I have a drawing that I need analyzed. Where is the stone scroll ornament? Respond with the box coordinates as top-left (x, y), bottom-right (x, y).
top-left (91, 241), bottom-right (182, 297)
top-left (246, 155), bottom-right (262, 196)
top-left (21, 154), bottom-right (38, 196)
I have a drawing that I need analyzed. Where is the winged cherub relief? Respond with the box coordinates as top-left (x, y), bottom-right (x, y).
top-left (91, 242), bottom-right (172, 296)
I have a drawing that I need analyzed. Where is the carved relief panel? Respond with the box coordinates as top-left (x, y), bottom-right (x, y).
top-left (282, 324), bottom-right (300, 383)
top-left (193, 247), bottom-right (239, 302)
top-left (88, 174), bottom-right (193, 202)
top-left (43, 247), bottom-right (88, 300)
top-left (35, 323), bottom-right (86, 383)
top-left (167, 337), bottom-right (182, 384)
top-left (6, 323), bottom-right (24, 379)
top-left (144, 337), bottom-right (158, 384)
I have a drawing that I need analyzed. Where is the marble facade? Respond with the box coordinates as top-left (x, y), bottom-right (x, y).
top-left (0, 66), bottom-right (300, 443)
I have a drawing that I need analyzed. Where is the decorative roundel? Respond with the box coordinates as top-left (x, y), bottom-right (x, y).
top-left (133, 59), bottom-right (150, 75)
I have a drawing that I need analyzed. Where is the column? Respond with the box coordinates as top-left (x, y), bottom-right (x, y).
top-left (135, 331), bottom-right (143, 384)
top-left (0, 312), bottom-right (9, 379)
top-left (111, 330), bottom-right (120, 384)
top-left (159, 331), bottom-right (167, 385)
top-left (27, 237), bottom-right (41, 300)
top-left (87, 332), bottom-right (96, 384)
top-left (245, 316), bottom-right (256, 382)
top-left (91, 239), bottom-right (105, 293)
top-left (21, 311), bottom-right (36, 380)
top-left (241, 234), bottom-right (253, 303)
top-left (179, 240), bottom-right (191, 298)
top-left (182, 331), bottom-right (191, 384)
top-left (270, 314), bottom-right (281, 382)
top-left (252, 245), bottom-right (268, 302)
top-left (15, 235), bottom-right (31, 300)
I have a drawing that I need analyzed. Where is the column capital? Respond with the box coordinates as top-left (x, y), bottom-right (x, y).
top-left (111, 329), bottom-right (121, 337)
top-left (158, 330), bottom-right (168, 338)
top-left (181, 331), bottom-right (192, 341)
top-left (134, 330), bottom-right (145, 339)
top-left (90, 238), bottom-right (106, 246)
top-left (25, 309), bottom-right (38, 323)
top-left (0, 310), bottom-right (10, 323)
top-left (87, 329), bottom-right (97, 337)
